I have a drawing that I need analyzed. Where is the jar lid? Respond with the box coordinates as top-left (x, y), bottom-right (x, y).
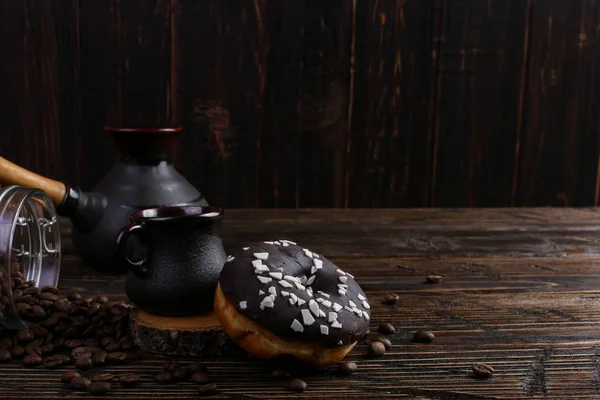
top-left (0, 186), bottom-right (61, 288)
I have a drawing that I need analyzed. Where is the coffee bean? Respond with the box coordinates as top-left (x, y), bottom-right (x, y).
top-left (83, 338), bottom-right (99, 347)
top-left (0, 337), bottom-right (12, 348)
top-left (0, 349), bottom-right (12, 362)
top-left (16, 294), bottom-right (33, 304)
top-left (64, 339), bottom-right (83, 348)
top-left (69, 376), bottom-right (91, 390)
top-left (39, 344), bottom-right (54, 355)
top-left (367, 341), bottom-right (386, 357)
top-left (119, 373), bottom-right (140, 386)
top-left (472, 363), bottom-right (494, 378)
top-left (154, 371), bottom-right (173, 384)
top-left (42, 316), bottom-right (59, 328)
top-left (10, 345), bottom-right (24, 358)
top-left (86, 302), bottom-right (101, 317)
top-left (288, 378), bottom-right (307, 392)
top-left (74, 356), bottom-right (93, 370)
top-left (101, 337), bottom-right (116, 348)
top-left (88, 381), bottom-right (111, 395)
top-left (25, 341), bottom-right (42, 355)
top-left (43, 356), bottom-right (63, 369)
top-left (30, 305), bottom-right (46, 319)
top-left (425, 275), bottom-right (442, 284)
top-left (39, 300), bottom-right (55, 309)
top-left (104, 342), bottom-right (121, 352)
top-left (71, 347), bottom-right (92, 358)
top-left (92, 350), bottom-right (107, 365)
top-left (22, 287), bottom-right (39, 295)
top-left (163, 360), bottom-right (179, 372)
top-left (337, 361), bottom-right (358, 375)
top-left (188, 362), bottom-right (207, 373)
top-left (92, 373), bottom-right (114, 382)
top-left (51, 336), bottom-right (65, 348)
top-left (197, 383), bottom-right (218, 396)
top-left (72, 298), bottom-right (90, 308)
top-left (40, 285), bottom-right (58, 294)
top-left (106, 352), bottom-right (127, 363)
top-left (271, 369), bottom-right (291, 379)
top-left (191, 371), bottom-right (211, 384)
top-left (83, 346), bottom-right (100, 354)
top-left (382, 293), bottom-right (399, 305)
top-left (120, 337), bottom-right (134, 350)
top-left (54, 299), bottom-right (70, 313)
top-left (172, 367), bottom-right (191, 381)
top-left (11, 289), bottom-right (22, 299)
top-left (39, 292), bottom-right (58, 302)
top-left (378, 323), bottom-right (396, 335)
top-left (23, 354), bottom-right (43, 366)
top-left (31, 325), bottom-right (49, 339)
top-left (61, 371), bottom-right (81, 383)
top-left (67, 292), bottom-right (82, 301)
top-left (372, 336), bottom-right (392, 349)
top-left (94, 295), bottom-right (109, 304)
top-left (413, 330), bottom-right (435, 343)
top-left (16, 302), bottom-right (31, 313)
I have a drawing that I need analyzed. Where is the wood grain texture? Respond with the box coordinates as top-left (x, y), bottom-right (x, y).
top-left (1, 208), bottom-right (595, 399)
top-left (1, 0), bottom-right (600, 207)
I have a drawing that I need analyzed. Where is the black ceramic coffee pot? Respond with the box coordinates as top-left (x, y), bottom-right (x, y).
top-left (0, 127), bottom-right (208, 271)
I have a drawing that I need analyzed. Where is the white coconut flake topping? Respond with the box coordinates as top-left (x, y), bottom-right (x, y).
top-left (290, 293), bottom-right (298, 303)
top-left (300, 276), bottom-right (308, 285)
top-left (310, 266), bottom-right (318, 275)
top-left (258, 290), bottom-right (265, 295)
top-left (269, 272), bottom-right (283, 280)
top-left (289, 298), bottom-right (295, 305)
top-left (239, 301), bottom-right (247, 310)
top-left (328, 312), bottom-right (338, 323)
top-left (282, 240), bottom-right (296, 245)
top-left (357, 294), bottom-right (366, 301)
top-left (337, 340), bottom-right (343, 345)
top-left (313, 259), bottom-right (323, 269)
top-left (331, 320), bottom-right (342, 329)
top-left (274, 241), bottom-right (281, 245)
top-left (322, 300), bottom-right (332, 308)
top-left (319, 310), bottom-right (326, 317)
top-left (297, 298), bottom-right (306, 306)
top-left (363, 311), bottom-right (370, 320)
top-left (291, 319), bottom-right (304, 332)
top-left (309, 300), bottom-right (320, 317)
top-left (254, 252), bottom-right (269, 260)
top-left (336, 269), bottom-right (346, 276)
top-left (303, 249), bottom-right (313, 258)
top-left (349, 300), bottom-right (357, 308)
top-left (294, 282), bottom-right (306, 291)
top-left (352, 307), bottom-right (362, 315)
top-left (284, 276), bottom-right (299, 283)
top-left (333, 303), bottom-right (342, 312)
top-left (338, 284), bottom-right (348, 289)
top-left (301, 309), bottom-right (315, 325)
top-left (277, 267), bottom-right (283, 271)
top-left (243, 247), bottom-right (249, 251)
top-left (306, 288), bottom-right (313, 297)
top-left (306, 275), bottom-right (316, 286)
top-left (257, 276), bottom-right (272, 284)
top-left (339, 276), bottom-right (348, 283)
top-left (252, 259), bottom-right (265, 269)
top-left (264, 241), bottom-right (274, 245)
top-left (320, 325), bottom-right (329, 335)
top-left (278, 280), bottom-right (293, 288)
top-left (281, 291), bottom-right (290, 297)
top-left (226, 256), bottom-right (234, 262)
top-left (338, 289), bottom-right (346, 296)
top-left (268, 286), bottom-right (277, 296)
top-left (282, 242), bottom-right (289, 246)
top-left (317, 291), bottom-right (330, 298)
top-left (362, 301), bottom-right (370, 309)
top-left (316, 298), bottom-right (324, 303)
top-left (344, 306), bottom-right (353, 312)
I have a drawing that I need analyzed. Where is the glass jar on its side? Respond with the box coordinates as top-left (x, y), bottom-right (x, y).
top-left (0, 186), bottom-right (61, 330)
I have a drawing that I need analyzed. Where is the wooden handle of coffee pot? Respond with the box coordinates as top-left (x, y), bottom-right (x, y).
top-left (0, 156), bottom-right (67, 205)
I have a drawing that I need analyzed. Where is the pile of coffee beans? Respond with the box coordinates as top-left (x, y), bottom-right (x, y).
top-left (154, 361), bottom-right (219, 395)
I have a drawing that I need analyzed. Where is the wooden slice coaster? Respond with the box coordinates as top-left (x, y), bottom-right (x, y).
top-left (129, 308), bottom-right (242, 357)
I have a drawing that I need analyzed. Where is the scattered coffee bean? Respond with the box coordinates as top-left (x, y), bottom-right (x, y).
top-left (39, 300), bottom-right (55, 309)
top-left (61, 371), bottom-right (81, 383)
top-left (10, 345), bottom-right (24, 358)
top-left (40, 285), bottom-right (58, 294)
top-left (92, 373), bottom-right (114, 382)
top-left (155, 371), bottom-right (173, 384)
top-left (43, 356), bottom-right (63, 369)
top-left (372, 336), bottom-right (392, 349)
top-left (22, 287), bottom-right (39, 295)
top-left (163, 360), bottom-right (179, 372)
top-left (172, 367), bottom-right (190, 381)
top-left (25, 341), bottom-right (42, 355)
top-left (64, 339), bottom-right (83, 349)
top-left (382, 293), bottom-right (399, 305)
top-left (23, 354), bottom-right (43, 366)
top-left (67, 292), bottom-right (82, 301)
top-left (368, 341), bottom-right (386, 357)
top-left (289, 378), bottom-right (307, 392)
top-left (106, 352), bottom-right (127, 363)
top-left (0, 348), bottom-right (11, 362)
top-left (188, 362), bottom-right (207, 373)
top-left (191, 371), bottom-right (211, 384)
top-left (92, 350), bottom-right (107, 365)
top-left (71, 347), bottom-right (92, 358)
top-left (198, 383), bottom-right (218, 396)
top-left (73, 356), bottom-right (93, 370)
top-left (17, 329), bottom-right (35, 342)
top-left (39, 292), bottom-right (58, 302)
top-left (104, 342), bottom-right (121, 352)
top-left (88, 381), bottom-right (111, 394)
top-left (40, 344), bottom-right (53, 355)
top-left (378, 323), bottom-right (396, 334)
top-left (271, 369), bottom-right (291, 379)
top-left (69, 376), bottom-right (91, 390)
top-left (337, 361), bottom-right (358, 375)
top-left (413, 330), bottom-right (435, 343)
top-left (119, 373), bottom-right (140, 386)
top-left (425, 275), bottom-right (442, 284)
top-left (472, 363), bottom-right (494, 378)
top-left (53, 353), bottom-right (70, 363)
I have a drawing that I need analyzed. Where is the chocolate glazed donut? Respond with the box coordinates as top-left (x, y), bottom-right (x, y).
top-left (214, 240), bottom-right (370, 368)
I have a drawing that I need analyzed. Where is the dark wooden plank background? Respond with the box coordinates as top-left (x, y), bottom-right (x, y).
top-left (0, 0), bottom-right (599, 208)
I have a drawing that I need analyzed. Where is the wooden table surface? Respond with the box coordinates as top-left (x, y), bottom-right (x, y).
top-left (3, 208), bottom-right (600, 399)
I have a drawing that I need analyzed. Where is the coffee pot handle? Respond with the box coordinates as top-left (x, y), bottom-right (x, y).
top-left (116, 223), bottom-right (151, 277)
top-left (0, 156), bottom-right (66, 205)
